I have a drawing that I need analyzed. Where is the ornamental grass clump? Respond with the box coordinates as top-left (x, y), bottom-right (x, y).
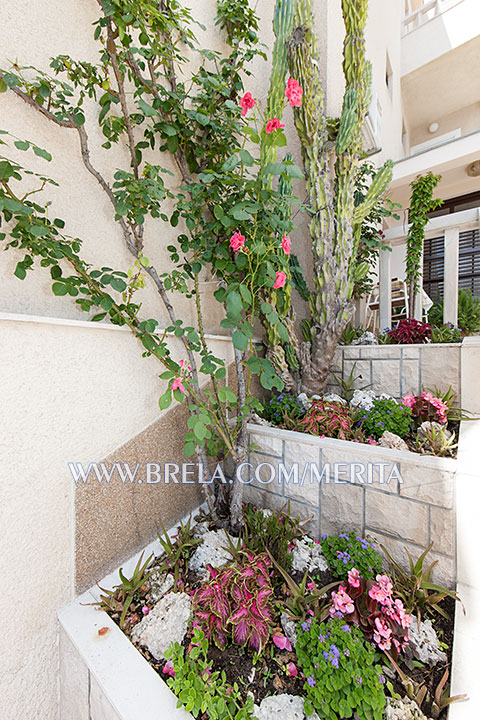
top-left (296, 617), bottom-right (386, 720)
top-left (320, 532), bottom-right (383, 581)
top-left (193, 551), bottom-right (274, 652)
top-left (359, 397), bottom-right (412, 439)
top-left (296, 399), bottom-right (356, 440)
top-left (326, 568), bottom-right (413, 660)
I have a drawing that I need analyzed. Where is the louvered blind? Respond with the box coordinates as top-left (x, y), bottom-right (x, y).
top-left (423, 229), bottom-right (480, 301)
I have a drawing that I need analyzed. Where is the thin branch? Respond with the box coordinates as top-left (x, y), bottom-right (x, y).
top-left (0, 76), bottom-right (76, 129)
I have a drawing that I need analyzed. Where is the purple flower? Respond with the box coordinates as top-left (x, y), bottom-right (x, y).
top-left (307, 675), bottom-right (316, 687)
top-left (378, 674), bottom-right (385, 685)
top-left (301, 621), bottom-right (311, 632)
top-left (341, 625), bottom-right (351, 633)
top-left (344, 649), bottom-right (350, 656)
top-left (355, 675), bottom-right (363, 685)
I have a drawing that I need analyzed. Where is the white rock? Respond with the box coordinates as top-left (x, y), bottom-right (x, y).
top-left (251, 412), bottom-right (274, 427)
top-left (378, 431), bottom-right (409, 452)
top-left (131, 591), bottom-right (191, 661)
top-left (385, 696), bottom-right (431, 720)
top-left (417, 421), bottom-right (452, 441)
top-left (322, 393), bottom-right (347, 405)
top-left (253, 694), bottom-right (305, 720)
top-left (189, 529), bottom-right (237, 574)
top-left (350, 389), bottom-right (377, 411)
top-left (292, 536), bottom-right (328, 574)
top-left (406, 618), bottom-right (447, 666)
top-left (297, 393), bottom-right (310, 413)
top-left (352, 331), bottom-right (378, 346)
top-left (281, 612), bottom-right (298, 647)
top-left (148, 570), bottom-right (174, 603)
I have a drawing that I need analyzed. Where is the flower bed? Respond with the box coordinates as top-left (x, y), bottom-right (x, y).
top-left (59, 507), bottom-right (465, 720)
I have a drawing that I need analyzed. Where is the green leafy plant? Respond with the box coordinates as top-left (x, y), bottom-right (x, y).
top-left (241, 503), bottom-right (301, 573)
top-left (416, 424), bottom-right (457, 457)
top-left (429, 288), bottom-right (480, 335)
top-left (260, 392), bottom-right (305, 428)
top-left (358, 397), bottom-right (412, 440)
top-left (320, 531), bottom-right (383, 581)
top-left (405, 173), bottom-right (443, 317)
top-left (93, 552), bottom-right (153, 629)
top-left (380, 542), bottom-right (463, 620)
top-left (165, 626), bottom-right (255, 719)
top-left (296, 617), bottom-right (386, 720)
top-left (157, 516), bottom-right (201, 586)
top-left (271, 558), bottom-right (340, 621)
top-left (332, 361), bottom-right (371, 403)
top-left (430, 323), bottom-right (464, 343)
top-left (339, 322), bottom-right (365, 345)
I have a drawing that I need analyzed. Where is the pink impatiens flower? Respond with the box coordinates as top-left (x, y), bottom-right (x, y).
top-left (286, 661), bottom-right (298, 677)
top-left (347, 568), bottom-right (360, 588)
top-left (229, 231), bottom-right (246, 253)
top-left (171, 377), bottom-right (185, 393)
top-left (265, 117), bottom-right (285, 134)
top-left (273, 270), bottom-right (287, 289)
top-left (282, 233), bottom-right (291, 255)
top-left (285, 78), bottom-right (303, 107)
top-left (239, 91), bottom-right (256, 116)
top-left (376, 574), bottom-right (393, 597)
top-left (162, 659), bottom-right (175, 677)
top-left (273, 634), bottom-right (293, 652)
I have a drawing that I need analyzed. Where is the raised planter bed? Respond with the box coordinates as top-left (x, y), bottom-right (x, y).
top-left (244, 423), bottom-right (457, 588)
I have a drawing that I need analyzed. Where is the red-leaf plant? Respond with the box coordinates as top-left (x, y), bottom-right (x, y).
top-left (388, 319), bottom-right (432, 345)
top-left (296, 400), bottom-right (357, 440)
top-left (193, 550), bottom-right (275, 652)
top-left (322, 568), bottom-right (413, 661)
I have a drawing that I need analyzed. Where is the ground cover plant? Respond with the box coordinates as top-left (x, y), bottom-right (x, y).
top-left (96, 507), bottom-right (463, 720)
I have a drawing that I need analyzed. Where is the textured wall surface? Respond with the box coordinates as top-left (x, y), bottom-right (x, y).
top-left (327, 343), bottom-right (462, 403)
top-left (246, 424), bottom-right (457, 588)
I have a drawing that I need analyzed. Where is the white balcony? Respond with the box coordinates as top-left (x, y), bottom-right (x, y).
top-left (403, 0), bottom-right (465, 36)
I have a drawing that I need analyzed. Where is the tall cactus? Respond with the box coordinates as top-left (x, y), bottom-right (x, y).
top-left (273, 0), bottom-right (394, 394)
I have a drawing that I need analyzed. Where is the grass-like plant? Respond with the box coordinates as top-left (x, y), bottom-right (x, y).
top-left (241, 503), bottom-right (301, 573)
top-left (93, 552), bottom-right (154, 629)
top-left (157, 516), bottom-right (202, 587)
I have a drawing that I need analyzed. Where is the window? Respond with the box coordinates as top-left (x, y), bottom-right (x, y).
top-left (385, 52), bottom-right (393, 99)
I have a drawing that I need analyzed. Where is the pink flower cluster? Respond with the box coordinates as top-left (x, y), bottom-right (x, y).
top-left (368, 574), bottom-right (412, 652)
top-left (330, 585), bottom-right (355, 615)
top-left (402, 391), bottom-right (448, 424)
top-left (285, 78), bottom-right (303, 107)
top-left (171, 358), bottom-right (192, 395)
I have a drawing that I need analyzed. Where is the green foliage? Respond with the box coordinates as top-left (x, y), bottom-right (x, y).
top-left (165, 627), bottom-right (255, 719)
top-left (339, 322), bottom-right (365, 345)
top-left (93, 552), bottom-right (153, 629)
top-left (380, 541), bottom-right (462, 620)
top-left (260, 392), bottom-right (305, 428)
top-left (359, 397), bottom-right (412, 440)
top-left (157, 516), bottom-right (201, 586)
top-left (320, 531), bottom-right (383, 582)
top-left (296, 617), bottom-right (386, 720)
top-left (428, 288), bottom-right (480, 336)
top-left (416, 423), bottom-right (457, 457)
top-left (272, 560), bottom-right (340, 621)
top-left (405, 173), bottom-right (442, 315)
top-left (332, 361), bottom-right (371, 403)
top-left (241, 503), bottom-right (301, 573)
top-left (430, 324), bottom-right (464, 343)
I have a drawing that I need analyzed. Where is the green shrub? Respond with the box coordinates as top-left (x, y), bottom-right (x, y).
top-left (261, 393), bottom-right (304, 427)
top-left (320, 531), bottom-right (383, 581)
top-left (359, 397), bottom-right (412, 439)
top-left (428, 288), bottom-right (480, 335)
top-left (296, 617), bottom-right (386, 720)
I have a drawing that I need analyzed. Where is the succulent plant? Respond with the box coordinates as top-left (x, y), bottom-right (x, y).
top-left (193, 550), bottom-right (275, 652)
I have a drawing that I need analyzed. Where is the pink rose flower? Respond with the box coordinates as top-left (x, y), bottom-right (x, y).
top-left (229, 231), bottom-right (246, 253)
top-left (171, 377), bottom-right (185, 393)
top-left (273, 270), bottom-right (287, 289)
top-left (285, 78), bottom-right (303, 107)
top-left (282, 233), bottom-right (291, 255)
top-left (239, 91), bottom-right (256, 116)
top-left (265, 118), bottom-right (285, 134)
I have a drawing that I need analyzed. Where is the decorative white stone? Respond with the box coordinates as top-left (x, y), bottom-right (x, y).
top-left (251, 412), bottom-right (274, 427)
top-left (253, 694), bottom-right (305, 720)
top-left (131, 592), bottom-right (191, 661)
top-left (322, 393), bottom-right (347, 405)
top-left (417, 421), bottom-right (452, 441)
top-left (385, 696), bottom-right (431, 719)
top-left (189, 529), bottom-right (236, 574)
top-left (148, 570), bottom-right (174, 603)
top-left (352, 331), bottom-right (378, 345)
top-left (378, 431), bottom-right (409, 452)
top-left (297, 393), bottom-right (310, 413)
top-left (280, 612), bottom-right (298, 648)
top-left (292, 536), bottom-right (328, 574)
top-left (406, 618), bottom-right (448, 666)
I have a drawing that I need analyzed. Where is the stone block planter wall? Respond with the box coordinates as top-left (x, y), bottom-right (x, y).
top-left (245, 424), bottom-right (457, 588)
top-left (326, 343), bottom-right (462, 402)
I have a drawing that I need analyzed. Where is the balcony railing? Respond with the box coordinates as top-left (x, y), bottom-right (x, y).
top-left (403, 0), bottom-right (465, 35)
